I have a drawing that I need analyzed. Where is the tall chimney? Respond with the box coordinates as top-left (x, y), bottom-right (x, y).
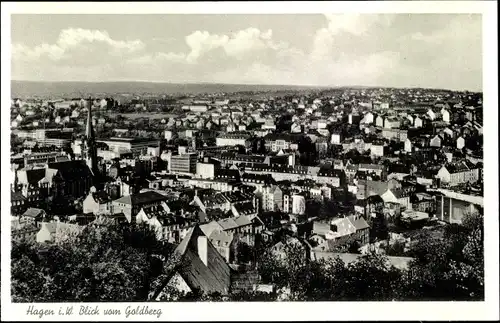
top-left (197, 236), bottom-right (208, 266)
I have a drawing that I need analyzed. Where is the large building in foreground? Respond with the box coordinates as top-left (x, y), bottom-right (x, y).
top-left (152, 225), bottom-right (232, 299)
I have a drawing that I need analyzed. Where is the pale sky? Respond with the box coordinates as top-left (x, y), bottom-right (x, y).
top-left (11, 14), bottom-right (482, 91)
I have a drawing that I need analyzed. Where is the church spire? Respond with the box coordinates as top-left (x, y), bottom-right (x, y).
top-left (84, 97), bottom-right (99, 177)
top-left (86, 96), bottom-right (95, 141)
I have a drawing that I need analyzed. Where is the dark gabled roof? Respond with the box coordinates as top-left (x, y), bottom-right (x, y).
top-left (165, 199), bottom-right (194, 213)
top-left (389, 163), bottom-right (411, 174)
top-left (391, 188), bottom-right (410, 199)
top-left (463, 159), bottom-right (477, 169)
top-left (169, 225), bottom-right (232, 295)
top-left (48, 160), bottom-right (92, 180)
top-left (366, 195), bottom-right (384, 204)
top-left (157, 214), bottom-right (187, 226)
top-left (114, 190), bottom-right (168, 206)
top-left (22, 168), bottom-right (46, 185)
top-left (264, 133), bottom-right (301, 142)
top-left (133, 191), bottom-right (169, 204)
top-left (445, 162), bottom-right (470, 173)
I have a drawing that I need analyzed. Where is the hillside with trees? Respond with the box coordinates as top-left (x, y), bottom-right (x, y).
top-left (11, 213), bottom-right (484, 302)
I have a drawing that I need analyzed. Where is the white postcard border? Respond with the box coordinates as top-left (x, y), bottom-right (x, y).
top-left (1, 1), bottom-right (498, 321)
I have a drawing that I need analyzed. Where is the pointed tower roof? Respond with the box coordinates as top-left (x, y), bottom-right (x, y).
top-left (86, 97), bottom-right (95, 140)
top-left (83, 96), bottom-right (99, 180)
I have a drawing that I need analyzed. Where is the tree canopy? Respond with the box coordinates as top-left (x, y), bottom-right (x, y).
top-left (11, 212), bottom-right (484, 302)
top-left (11, 221), bottom-right (171, 302)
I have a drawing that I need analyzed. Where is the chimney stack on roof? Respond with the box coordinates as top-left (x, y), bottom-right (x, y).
top-left (197, 236), bottom-right (208, 266)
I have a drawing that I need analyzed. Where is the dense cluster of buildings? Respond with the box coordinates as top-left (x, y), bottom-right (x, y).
top-left (10, 88), bottom-right (484, 297)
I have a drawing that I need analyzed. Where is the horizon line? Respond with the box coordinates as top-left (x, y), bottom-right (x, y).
top-left (10, 79), bottom-right (482, 93)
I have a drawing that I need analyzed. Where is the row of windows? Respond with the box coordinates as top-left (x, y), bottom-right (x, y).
top-left (162, 224), bottom-right (185, 231)
top-left (212, 240), bottom-right (230, 247)
top-left (227, 226), bottom-right (252, 234)
top-left (12, 196), bottom-right (41, 205)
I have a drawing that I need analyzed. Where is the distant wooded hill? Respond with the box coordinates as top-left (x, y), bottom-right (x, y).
top-left (11, 80), bottom-right (332, 98)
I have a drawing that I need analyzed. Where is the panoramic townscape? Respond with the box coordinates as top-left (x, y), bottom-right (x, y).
top-left (8, 13), bottom-right (485, 303)
top-left (10, 85), bottom-right (484, 301)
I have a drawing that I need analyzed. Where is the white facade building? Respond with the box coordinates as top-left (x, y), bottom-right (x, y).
top-left (291, 195), bottom-right (306, 215)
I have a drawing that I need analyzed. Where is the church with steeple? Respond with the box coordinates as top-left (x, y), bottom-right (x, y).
top-left (82, 97), bottom-right (99, 178)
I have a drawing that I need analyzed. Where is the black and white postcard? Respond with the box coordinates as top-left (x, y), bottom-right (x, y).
top-left (1, 1), bottom-right (498, 321)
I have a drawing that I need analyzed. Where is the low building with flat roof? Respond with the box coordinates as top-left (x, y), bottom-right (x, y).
top-left (97, 137), bottom-right (160, 154)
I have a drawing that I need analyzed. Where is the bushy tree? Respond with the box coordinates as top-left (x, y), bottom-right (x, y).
top-left (255, 212), bottom-right (484, 302)
top-left (371, 213), bottom-right (389, 242)
top-left (236, 241), bottom-right (254, 265)
top-left (12, 212), bottom-right (484, 302)
top-left (11, 221), bottom-right (170, 302)
top-left (384, 240), bottom-right (406, 257)
top-left (342, 253), bottom-right (403, 301)
top-left (257, 239), bottom-right (308, 291)
top-left (402, 212), bottom-right (484, 300)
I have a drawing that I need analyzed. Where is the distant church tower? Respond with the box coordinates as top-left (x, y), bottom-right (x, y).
top-left (82, 97), bottom-right (99, 176)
